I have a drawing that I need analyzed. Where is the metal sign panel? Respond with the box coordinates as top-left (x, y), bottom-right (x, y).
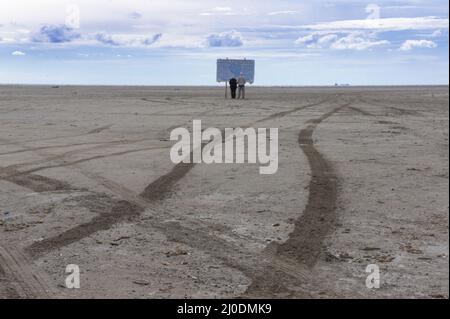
top-left (216, 59), bottom-right (255, 83)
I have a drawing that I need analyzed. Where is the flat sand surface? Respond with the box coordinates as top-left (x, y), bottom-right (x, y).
top-left (0, 85), bottom-right (448, 298)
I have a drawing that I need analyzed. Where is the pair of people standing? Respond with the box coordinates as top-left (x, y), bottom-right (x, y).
top-left (229, 73), bottom-right (246, 99)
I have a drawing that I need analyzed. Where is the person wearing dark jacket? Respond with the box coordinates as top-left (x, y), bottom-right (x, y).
top-left (229, 77), bottom-right (237, 99)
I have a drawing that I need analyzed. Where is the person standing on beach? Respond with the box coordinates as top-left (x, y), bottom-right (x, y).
top-left (229, 77), bottom-right (237, 99)
top-left (237, 73), bottom-right (246, 99)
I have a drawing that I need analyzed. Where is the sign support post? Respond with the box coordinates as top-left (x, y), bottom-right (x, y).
top-left (225, 81), bottom-right (228, 99)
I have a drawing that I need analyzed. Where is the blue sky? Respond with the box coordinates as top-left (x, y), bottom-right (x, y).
top-left (0, 0), bottom-right (448, 85)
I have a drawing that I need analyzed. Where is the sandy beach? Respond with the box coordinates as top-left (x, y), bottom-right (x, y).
top-left (0, 85), bottom-right (448, 298)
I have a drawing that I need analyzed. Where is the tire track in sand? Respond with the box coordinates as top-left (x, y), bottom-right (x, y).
top-left (0, 100), bottom-right (226, 297)
top-left (0, 166), bottom-right (74, 298)
top-left (24, 97), bottom-right (332, 258)
top-left (244, 101), bottom-right (351, 297)
top-left (0, 137), bottom-right (149, 156)
top-left (143, 100), bottom-right (351, 298)
top-left (0, 122), bottom-right (112, 147)
top-left (1, 145), bottom-right (169, 180)
top-left (4, 97), bottom-right (337, 297)
top-left (0, 244), bottom-right (56, 298)
top-left (276, 102), bottom-right (351, 266)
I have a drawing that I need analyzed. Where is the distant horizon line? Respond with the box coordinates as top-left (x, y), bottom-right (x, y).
top-left (0, 83), bottom-right (448, 87)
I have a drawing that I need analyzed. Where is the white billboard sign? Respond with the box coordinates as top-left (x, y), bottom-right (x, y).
top-left (216, 59), bottom-right (255, 83)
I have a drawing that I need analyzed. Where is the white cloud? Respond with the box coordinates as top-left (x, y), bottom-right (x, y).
top-left (303, 34), bottom-right (339, 49)
top-left (32, 24), bottom-right (80, 43)
top-left (295, 34), bottom-right (314, 45)
top-left (152, 34), bottom-right (205, 49)
top-left (129, 12), bottom-right (142, 20)
top-left (296, 32), bottom-right (389, 50)
top-left (207, 30), bottom-right (243, 47)
top-left (331, 32), bottom-right (389, 50)
top-left (12, 50), bottom-right (26, 56)
top-left (95, 32), bottom-right (119, 46)
top-left (317, 34), bottom-right (338, 45)
top-left (431, 29), bottom-right (442, 37)
top-left (200, 5), bottom-right (244, 16)
top-left (303, 17), bottom-right (449, 31)
top-left (214, 7), bottom-right (232, 12)
top-left (0, 1), bottom-right (447, 55)
top-left (94, 32), bottom-right (162, 47)
top-left (400, 39), bottom-right (437, 51)
top-left (268, 11), bottom-right (297, 16)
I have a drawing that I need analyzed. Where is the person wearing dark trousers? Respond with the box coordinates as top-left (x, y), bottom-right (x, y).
top-left (229, 77), bottom-right (237, 99)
